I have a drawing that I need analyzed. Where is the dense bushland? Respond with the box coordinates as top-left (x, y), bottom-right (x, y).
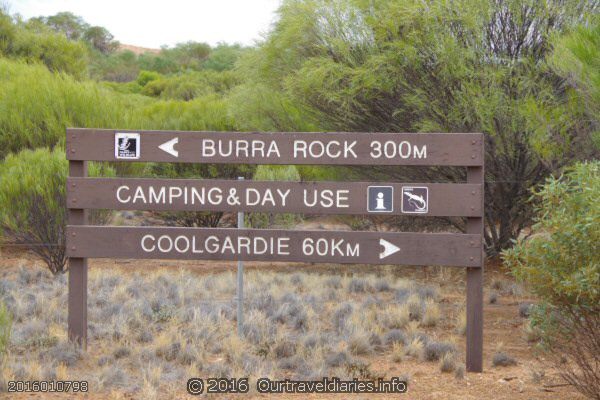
top-left (0, 10), bottom-right (88, 77)
top-left (0, 59), bottom-right (241, 159)
top-left (504, 161), bottom-right (599, 399)
top-left (0, 1), bottom-right (598, 265)
top-left (234, 0), bottom-right (599, 254)
top-left (0, 148), bottom-right (115, 274)
top-left (0, 59), bottom-right (149, 159)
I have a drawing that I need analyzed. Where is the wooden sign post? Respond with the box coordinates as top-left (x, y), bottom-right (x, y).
top-left (66, 128), bottom-right (484, 371)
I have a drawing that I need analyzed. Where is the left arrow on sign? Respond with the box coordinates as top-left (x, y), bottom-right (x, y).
top-left (379, 238), bottom-right (400, 259)
top-left (158, 137), bottom-right (179, 157)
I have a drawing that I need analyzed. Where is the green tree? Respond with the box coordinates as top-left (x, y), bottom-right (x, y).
top-left (202, 43), bottom-right (247, 71)
top-left (0, 8), bottom-right (15, 55)
top-left (0, 148), bottom-right (115, 275)
top-left (94, 49), bottom-right (140, 82)
top-left (543, 18), bottom-right (600, 151)
top-left (137, 52), bottom-right (179, 74)
top-left (0, 11), bottom-right (89, 77)
top-left (238, 0), bottom-right (599, 255)
top-left (162, 41), bottom-right (211, 71)
top-left (504, 162), bottom-right (599, 398)
top-left (12, 26), bottom-right (89, 78)
top-left (31, 11), bottom-right (88, 40)
top-left (84, 25), bottom-right (119, 54)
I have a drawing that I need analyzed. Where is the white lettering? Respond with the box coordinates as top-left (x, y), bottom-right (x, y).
top-left (132, 186), bottom-right (147, 203)
top-left (345, 141), bottom-right (357, 158)
top-left (141, 235), bottom-right (155, 252)
top-left (202, 139), bottom-right (215, 157)
top-left (414, 145), bottom-right (427, 158)
top-left (116, 186), bottom-right (130, 203)
top-left (277, 189), bottom-right (290, 206)
top-left (337, 190), bottom-right (349, 208)
top-left (246, 188), bottom-right (260, 206)
top-left (149, 187), bottom-right (165, 204)
top-left (294, 140), bottom-right (307, 158)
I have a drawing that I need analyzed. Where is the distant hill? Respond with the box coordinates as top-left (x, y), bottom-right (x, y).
top-left (118, 44), bottom-right (160, 55)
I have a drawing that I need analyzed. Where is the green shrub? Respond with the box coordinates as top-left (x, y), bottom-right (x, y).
top-left (246, 165), bottom-right (302, 229)
top-left (136, 94), bottom-right (235, 131)
top-left (142, 70), bottom-right (241, 100)
top-left (0, 59), bottom-right (150, 159)
top-left (0, 147), bottom-right (115, 274)
top-left (101, 80), bottom-right (143, 95)
top-left (11, 26), bottom-right (88, 78)
top-left (136, 70), bottom-right (161, 87)
top-left (504, 161), bottom-right (599, 399)
top-left (0, 10), bottom-right (88, 78)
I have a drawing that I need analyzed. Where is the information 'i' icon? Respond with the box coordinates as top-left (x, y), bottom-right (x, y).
top-left (367, 186), bottom-right (393, 213)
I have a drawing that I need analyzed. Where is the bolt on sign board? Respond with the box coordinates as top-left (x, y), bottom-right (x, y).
top-left (66, 128), bottom-right (484, 372)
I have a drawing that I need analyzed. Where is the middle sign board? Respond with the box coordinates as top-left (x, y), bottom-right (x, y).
top-left (67, 178), bottom-right (482, 217)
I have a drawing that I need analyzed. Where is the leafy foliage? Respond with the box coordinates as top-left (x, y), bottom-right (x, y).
top-left (0, 3), bottom-right (597, 259)
top-left (505, 162), bottom-right (599, 308)
top-left (30, 11), bottom-right (87, 40)
top-left (31, 11), bottom-right (119, 54)
top-left (504, 161), bottom-right (599, 398)
top-left (142, 70), bottom-right (241, 100)
top-left (0, 148), bottom-right (115, 274)
top-left (236, 0), bottom-right (599, 254)
top-left (545, 18), bottom-right (600, 151)
top-left (0, 10), bottom-right (88, 77)
top-left (0, 59), bottom-right (149, 159)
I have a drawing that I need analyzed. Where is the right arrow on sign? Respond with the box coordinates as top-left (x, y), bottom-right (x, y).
top-left (379, 239), bottom-right (400, 259)
top-left (158, 137), bottom-right (179, 157)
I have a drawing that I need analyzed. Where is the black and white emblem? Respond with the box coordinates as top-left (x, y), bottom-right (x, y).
top-left (115, 133), bottom-right (140, 159)
top-left (401, 186), bottom-right (428, 213)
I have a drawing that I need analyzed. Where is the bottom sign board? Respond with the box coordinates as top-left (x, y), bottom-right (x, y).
top-left (66, 226), bottom-right (481, 267)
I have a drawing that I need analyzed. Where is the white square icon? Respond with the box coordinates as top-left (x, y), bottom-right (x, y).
top-left (115, 133), bottom-right (140, 159)
top-left (401, 187), bottom-right (428, 213)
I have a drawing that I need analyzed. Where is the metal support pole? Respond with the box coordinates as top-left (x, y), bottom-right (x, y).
top-left (236, 176), bottom-right (244, 336)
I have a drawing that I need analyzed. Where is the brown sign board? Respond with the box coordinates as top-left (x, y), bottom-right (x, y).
top-left (66, 128), bottom-right (484, 166)
top-left (65, 127), bottom-right (485, 372)
top-left (67, 178), bottom-right (483, 217)
top-left (66, 226), bottom-right (482, 267)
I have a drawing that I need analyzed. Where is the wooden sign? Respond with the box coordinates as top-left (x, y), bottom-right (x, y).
top-left (66, 226), bottom-right (482, 267)
top-left (65, 128), bottom-right (484, 373)
top-left (67, 129), bottom-right (484, 166)
top-left (67, 178), bottom-right (483, 217)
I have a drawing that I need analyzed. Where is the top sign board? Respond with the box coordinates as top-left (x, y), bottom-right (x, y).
top-left (67, 129), bottom-right (484, 166)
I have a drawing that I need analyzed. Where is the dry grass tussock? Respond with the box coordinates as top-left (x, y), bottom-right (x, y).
top-left (0, 265), bottom-right (458, 394)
